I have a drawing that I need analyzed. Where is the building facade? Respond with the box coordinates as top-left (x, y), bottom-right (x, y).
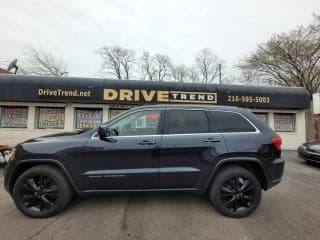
top-left (0, 75), bottom-right (310, 149)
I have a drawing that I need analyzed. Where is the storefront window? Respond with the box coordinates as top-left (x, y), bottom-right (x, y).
top-left (0, 106), bottom-right (28, 128)
top-left (274, 113), bottom-right (295, 132)
top-left (37, 108), bottom-right (65, 129)
top-left (253, 112), bottom-right (268, 124)
top-left (75, 108), bottom-right (102, 129)
top-left (109, 108), bottom-right (130, 119)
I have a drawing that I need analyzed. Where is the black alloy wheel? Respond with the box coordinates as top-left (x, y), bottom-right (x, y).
top-left (220, 177), bottom-right (255, 213)
top-left (20, 175), bottom-right (59, 212)
top-left (209, 165), bottom-right (261, 218)
top-left (13, 165), bottom-right (73, 218)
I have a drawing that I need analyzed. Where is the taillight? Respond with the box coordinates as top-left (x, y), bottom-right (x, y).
top-left (272, 137), bottom-right (282, 151)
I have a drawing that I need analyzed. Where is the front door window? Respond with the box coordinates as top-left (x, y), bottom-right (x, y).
top-left (108, 110), bottom-right (161, 136)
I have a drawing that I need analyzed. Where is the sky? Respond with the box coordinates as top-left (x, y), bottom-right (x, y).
top-left (0, 0), bottom-right (319, 78)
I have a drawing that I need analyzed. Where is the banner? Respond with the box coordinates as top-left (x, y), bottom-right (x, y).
top-left (76, 109), bottom-right (102, 129)
top-left (38, 108), bottom-right (65, 129)
top-left (1, 107), bottom-right (28, 128)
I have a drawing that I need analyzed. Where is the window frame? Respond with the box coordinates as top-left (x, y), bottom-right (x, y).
top-left (209, 110), bottom-right (259, 134)
top-left (163, 108), bottom-right (211, 135)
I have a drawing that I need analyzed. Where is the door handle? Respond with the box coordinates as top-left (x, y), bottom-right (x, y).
top-left (139, 140), bottom-right (156, 145)
top-left (203, 138), bottom-right (220, 143)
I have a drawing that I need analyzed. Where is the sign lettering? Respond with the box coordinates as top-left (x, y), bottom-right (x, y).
top-left (103, 89), bottom-right (217, 104)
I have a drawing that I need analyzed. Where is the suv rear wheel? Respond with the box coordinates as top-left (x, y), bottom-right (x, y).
top-left (12, 165), bottom-right (73, 218)
top-left (209, 165), bottom-right (261, 218)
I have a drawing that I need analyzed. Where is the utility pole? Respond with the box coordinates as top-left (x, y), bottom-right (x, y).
top-left (218, 63), bottom-right (222, 84)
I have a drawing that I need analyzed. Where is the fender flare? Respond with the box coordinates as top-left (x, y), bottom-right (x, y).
top-left (204, 156), bottom-right (269, 190)
top-left (9, 159), bottom-right (79, 193)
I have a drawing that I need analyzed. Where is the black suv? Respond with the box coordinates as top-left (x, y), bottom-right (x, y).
top-left (4, 105), bottom-right (284, 218)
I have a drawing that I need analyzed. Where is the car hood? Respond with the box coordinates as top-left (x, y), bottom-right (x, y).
top-left (305, 141), bottom-right (320, 152)
top-left (23, 129), bottom-right (91, 143)
top-left (14, 129), bottom-right (92, 156)
top-left (40, 130), bottom-right (85, 138)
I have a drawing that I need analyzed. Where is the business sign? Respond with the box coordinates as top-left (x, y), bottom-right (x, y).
top-left (0, 75), bottom-right (311, 109)
top-left (103, 89), bottom-right (217, 104)
top-left (38, 88), bottom-right (91, 98)
top-left (35, 87), bottom-right (273, 107)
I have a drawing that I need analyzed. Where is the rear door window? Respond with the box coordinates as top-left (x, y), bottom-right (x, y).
top-left (164, 109), bottom-right (210, 134)
top-left (210, 111), bottom-right (256, 133)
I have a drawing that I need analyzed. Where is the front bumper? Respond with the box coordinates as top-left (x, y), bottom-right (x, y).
top-left (0, 152), bottom-right (8, 167)
top-left (3, 160), bottom-right (16, 194)
top-left (298, 146), bottom-right (320, 163)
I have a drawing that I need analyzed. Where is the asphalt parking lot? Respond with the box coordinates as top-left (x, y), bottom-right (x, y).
top-left (0, 151), bottom-right (319, 240)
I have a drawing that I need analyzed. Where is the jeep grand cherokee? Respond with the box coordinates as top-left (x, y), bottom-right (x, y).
top-left (4, 105), bottom-right (284, 218)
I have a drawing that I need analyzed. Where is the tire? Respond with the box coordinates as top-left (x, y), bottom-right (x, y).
top-left (209, 165), bottom-right (261, 218)
top-left (12, 165), bottom-right (73, 218)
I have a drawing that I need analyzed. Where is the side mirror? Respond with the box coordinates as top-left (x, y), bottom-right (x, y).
top-left (98, 125), bottom-right (108, 139)
top-left (98, 126), bottom-right (117, 142)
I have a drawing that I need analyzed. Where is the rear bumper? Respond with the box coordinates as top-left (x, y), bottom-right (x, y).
top-left (267, 178), bottom-right (282, 188)
top-left (266, 157), bottom-right (285, 190)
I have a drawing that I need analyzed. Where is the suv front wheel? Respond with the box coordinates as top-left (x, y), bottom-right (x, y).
top-left (12, 165), bottom-right (73, 218)
top-left (209, 165), bottom-right (261, 218)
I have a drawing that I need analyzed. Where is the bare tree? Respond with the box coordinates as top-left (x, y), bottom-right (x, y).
top-left (97, 45), bottom-right (135, 80)
top-left (172, 64), bottom-right (189, 82)
top-left (120, 48), bottom-right (135, 80)
top-left (20, 47), bottom-right (68, 76)
top-left (194, 48), bottom-right (223, 84)
top-left (97, 46), bottom-right (122, 79)
top-left (188, 64), bottom-right (200, 83)
top-left (220, 75), bottom-right (238, 85)
top-left (239, 68), bottom-right (256, 85)
top-left (234, 66), bottom-right (265, 85)
top-left (139, 51), bottom-right (154, 80)
top-left (152, 54), bottom-right (172, 81)
top-left (239, 14), bottom-right (320, 96)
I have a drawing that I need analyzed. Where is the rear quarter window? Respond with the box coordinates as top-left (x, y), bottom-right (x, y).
top-left (210, 111), bottom-right (256, 133)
